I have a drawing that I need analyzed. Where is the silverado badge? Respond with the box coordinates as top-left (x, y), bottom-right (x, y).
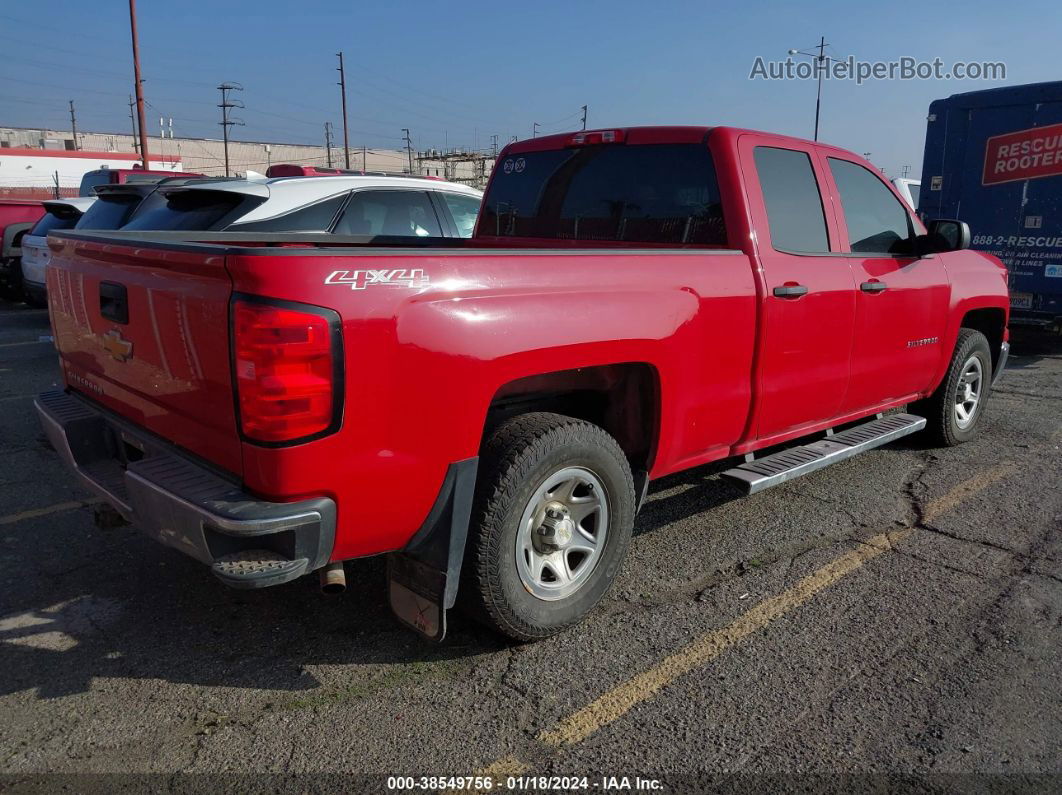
top-left (101, 329), bottom-right (133, 362)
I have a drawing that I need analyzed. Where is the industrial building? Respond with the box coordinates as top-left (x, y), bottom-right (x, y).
top-left (0, 126), bottom-right (494, 187)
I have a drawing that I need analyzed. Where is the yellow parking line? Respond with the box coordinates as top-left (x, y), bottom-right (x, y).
top-left (470, 461), bottom-right (1015, 774)
top-left (922, 462), bottom-right (1016, 523)
top-left (539, 528), bottom-right (906, 747)
top-left (475, 755), bottom-right (530, 781)
top-left (0, 499), bottom-right (101, 526)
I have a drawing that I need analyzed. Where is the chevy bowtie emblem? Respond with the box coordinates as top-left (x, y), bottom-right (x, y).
top-left (101, 329), bottom-right (133, 362)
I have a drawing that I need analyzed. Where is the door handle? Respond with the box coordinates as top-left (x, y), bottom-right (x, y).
top-left (772, 284), bottom-right (808, 298)
top-left (860, 280), bottom-right (887, 294)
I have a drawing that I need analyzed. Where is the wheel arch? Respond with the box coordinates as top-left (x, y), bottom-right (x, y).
top-left (484, 362), bottom-right (660, 491)
top-left (960, 306), bottom-right (1006, 374)
top-left (2, 222), bottom-right (35, 258)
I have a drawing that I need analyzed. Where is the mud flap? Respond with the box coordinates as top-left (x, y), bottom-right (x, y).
top-left (387, 457), bottom-right (477, 641)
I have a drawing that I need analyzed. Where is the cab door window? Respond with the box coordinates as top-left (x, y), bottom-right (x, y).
top-left (828, 158), bottom-right (915, 255)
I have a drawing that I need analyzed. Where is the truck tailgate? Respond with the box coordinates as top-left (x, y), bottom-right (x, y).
top-left (46, 236), bottom-right (242, 475)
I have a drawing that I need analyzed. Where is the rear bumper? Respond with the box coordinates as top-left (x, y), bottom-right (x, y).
top-left (35, 389), bottom-right (335, 588)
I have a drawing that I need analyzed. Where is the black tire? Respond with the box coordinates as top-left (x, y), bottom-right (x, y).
top-left (463, 412), bottom-right (636, 641)
top-left (22, 290), bottom-right (46, 309)
top-left (911, 328), bottom-right (993, 446)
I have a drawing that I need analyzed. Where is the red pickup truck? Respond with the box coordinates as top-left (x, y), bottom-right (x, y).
top-left (35, 126), bottom-right (1009, 641)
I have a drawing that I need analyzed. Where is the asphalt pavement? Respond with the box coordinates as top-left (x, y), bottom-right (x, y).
top-left (0, 300), bottom-right (1059, 793)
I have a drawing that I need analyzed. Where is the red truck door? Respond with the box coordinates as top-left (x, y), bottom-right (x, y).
top-left (823, 155), bottom-right (950, 411)
top-left (739, 136), bottom-right (856, 440)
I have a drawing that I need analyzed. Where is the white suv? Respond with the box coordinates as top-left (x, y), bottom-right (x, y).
top-left (121, 174), bottom-right (483, 238)
top-left (20, 197), bottom-right (97, 307)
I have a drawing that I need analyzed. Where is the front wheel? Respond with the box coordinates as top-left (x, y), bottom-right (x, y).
top-left (912, 328), bottom-right (993, 446)
top-left (463, 412), bottom-right (636, 641)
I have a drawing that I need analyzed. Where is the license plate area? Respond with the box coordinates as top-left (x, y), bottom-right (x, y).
top-left (1011, 292), bottom-right (1033, 309)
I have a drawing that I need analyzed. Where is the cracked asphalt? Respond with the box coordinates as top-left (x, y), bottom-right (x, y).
top-left (0, 300), bottom-right (1059, 792)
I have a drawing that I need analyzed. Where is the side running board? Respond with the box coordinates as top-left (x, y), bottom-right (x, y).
top-left (721, 413), bottom-right (926, 495)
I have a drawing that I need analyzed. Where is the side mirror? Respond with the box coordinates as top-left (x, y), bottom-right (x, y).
top-left (918, 219), bottom-right (971, 255)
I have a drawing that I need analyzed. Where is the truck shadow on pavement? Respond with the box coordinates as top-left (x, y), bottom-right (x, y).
top-left (0, 457), bottom-right (754, 700)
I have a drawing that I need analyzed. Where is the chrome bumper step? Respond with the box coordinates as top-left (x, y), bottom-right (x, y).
top-left (721, 413), bottom-right (926, 495)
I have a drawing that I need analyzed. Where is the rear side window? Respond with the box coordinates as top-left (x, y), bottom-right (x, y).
top-left (76, 195), bottom-right (141, 230)
top-left (438, 192), bottom-right (481, 238)
top-left (333, 190), bottom-right (443, 237)
top-left (753, 147), bottom-right (830, 253)
top-left (122, 190), bottom-right (255, 231)
top-left (29, 212), bottom-right (80, 236)
top-left (829, 158), bottom-right (914, 254)
top-left (480, 144), bottom-right (727, 245)
top-left (232, 194), bottom-right (347, 232)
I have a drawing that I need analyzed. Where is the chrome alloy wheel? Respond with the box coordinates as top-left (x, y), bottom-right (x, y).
top-left (515, 466), bottom-right (609, 601)
top-left (954, 355), bottom-right (984, 430)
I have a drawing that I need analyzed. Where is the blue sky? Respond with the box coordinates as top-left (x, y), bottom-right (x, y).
top-left (1, 0), bottom-right (1059, 176)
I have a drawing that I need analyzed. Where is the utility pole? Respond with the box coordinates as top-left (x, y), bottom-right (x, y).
top-left (217, 82), bottom-right (245, 177)
top-left (127, 0), bottom-right (150, 165)
top-left (581, 105), bottom-right (587, 130)
top-left (402, 128), bottom-right (414, 174)
top-left (901, 164), bottom-right (910, 178)
top-left (68, 100), bottom-right (79, 150)
top-left (362, 145), bottom-right (367, 172)
top-left (533, 122), bottom-right (540, 138)
top-left (490, 134), bottom-right (499, 158)
top-left (128, 95), bottom-right (139, 154)
top-left (324, 121), bottom-right (334, 168)
top-left (336, 52), bottom-right (350, 169)
top-left (788, 36), bottom-right (830, 141)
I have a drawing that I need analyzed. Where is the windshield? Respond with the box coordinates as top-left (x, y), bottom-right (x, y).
top-left (78, 171), bottom-right (114, 196)
top-left (480, 143), bottom-right (727, 246)
top-left (76, 195), bottom-right (143, 230)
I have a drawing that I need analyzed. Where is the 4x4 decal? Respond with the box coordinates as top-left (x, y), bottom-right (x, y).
top-left (324, 268), bottom-right (429, 290)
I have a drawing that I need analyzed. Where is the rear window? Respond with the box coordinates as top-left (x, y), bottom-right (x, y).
top-left (122, 190), bottom-right (256, 231)
top-left (121, 172), bottom-right (169, 185)
top-left (480, 143), bottom-right (727, 245)
top-left (29, 211), bottom-right (81, 236)
top-left (75, 195), bottom-right (142, 230)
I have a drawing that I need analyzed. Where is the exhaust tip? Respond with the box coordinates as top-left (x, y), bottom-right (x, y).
top-left (319, 562), bottom-right (346, 594)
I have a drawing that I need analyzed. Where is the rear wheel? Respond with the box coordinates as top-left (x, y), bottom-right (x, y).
top-left (464, 412), bottom-right (636, 641)
top-left (912, 328), bottom-right (993, 446)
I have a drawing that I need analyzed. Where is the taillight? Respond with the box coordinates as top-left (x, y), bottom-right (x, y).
top-left (232, 297), bottom-right (342, 445)
top-left (569, 129), bottom-right (626, 146)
